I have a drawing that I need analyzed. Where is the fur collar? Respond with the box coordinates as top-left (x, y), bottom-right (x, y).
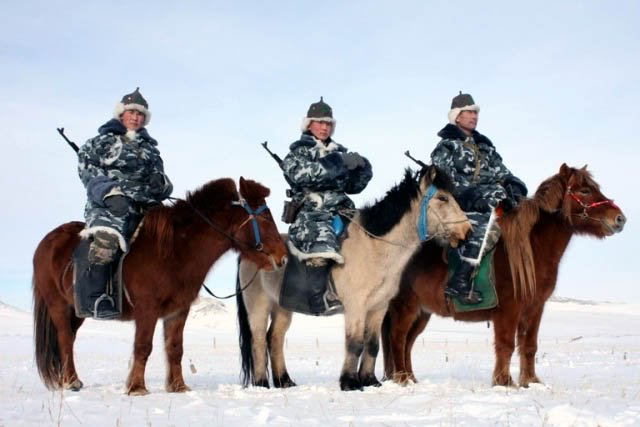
top-left (289, 131), bottom-right (347, 154)
top-left (98, 119), bottom-right (157, 144)
top-left (437, 123), bottom-right (493, 147)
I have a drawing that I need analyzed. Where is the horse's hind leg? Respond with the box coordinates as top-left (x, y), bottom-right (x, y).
top-left (403, 311), bottom-right (431, 383)
top-left (517, 303), bottom-right (544, 387)
top-left (268, 307), bottom-right (296, 388)
top-left (358, 308), bottom-right (387, 388)
top-left (49, 304), bottom-right (85, 390)
top-left (126, 315), bottom-right (158, 395)
top-left (164, 309), bottom-right (191, 393)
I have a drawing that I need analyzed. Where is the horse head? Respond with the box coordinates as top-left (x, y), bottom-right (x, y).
top-left (234, 177), bottom-right (288, 271)
top-left (556, 163), bottom-right (625, 237)
top-left (419, 165), bottom-right (471, 248)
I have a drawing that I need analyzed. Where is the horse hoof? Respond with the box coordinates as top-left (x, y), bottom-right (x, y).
top-left (360, 375), bottom-right (381, 388)
top-left (253, 379), bottom-right (270, 388)
top-left (273, 374), bottom-right (296, 388)
top-left (65, 379), bottom-right (84, 391)
top-left (167, 384), bottom-right (191, 393)
top-left (127, 386), bottom-right (150, 396)
top-left (339, 374), bottom-right (363, 391)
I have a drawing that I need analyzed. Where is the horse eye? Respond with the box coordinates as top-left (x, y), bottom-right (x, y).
top-left (437, 195), bottom-right (449, 202)
top-left (579, 188), bottom-right (592, 196)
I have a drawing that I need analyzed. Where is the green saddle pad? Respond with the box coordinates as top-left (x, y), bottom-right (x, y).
top-left (448, 249), bottom-right (498, 312)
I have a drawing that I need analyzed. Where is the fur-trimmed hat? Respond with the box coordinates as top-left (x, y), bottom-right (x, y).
top-left (448, 91), bottom-right (480, 124)
top-left (301, 97), bottom-right (336, 135)
top-left (113, 87), bottom-right (151, 126)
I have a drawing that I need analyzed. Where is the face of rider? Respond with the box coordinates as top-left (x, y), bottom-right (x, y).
top-left (308, 120), bottom-right (333, 141)
top-left (455, 110), bottom-right (478, 136)
top-left (120, 109), bottom-right (146, 131)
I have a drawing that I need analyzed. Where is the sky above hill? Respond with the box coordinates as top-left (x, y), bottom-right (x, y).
top-left (1, 0), bottom-right (639, 310)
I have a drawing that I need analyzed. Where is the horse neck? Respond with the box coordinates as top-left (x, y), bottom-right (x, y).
top-left (174, 213), bottom-right (235, 286)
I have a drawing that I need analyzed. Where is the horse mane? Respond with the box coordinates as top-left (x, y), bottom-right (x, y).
top-left (359, 166), bottom-right (453, 237)
top-left (500, 166), bottom-right (596, 300)
top-left (142, 178), bottom-right (239, 258)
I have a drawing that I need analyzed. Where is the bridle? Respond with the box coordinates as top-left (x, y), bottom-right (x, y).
top-left (565, 186), bottom-right (618, 220)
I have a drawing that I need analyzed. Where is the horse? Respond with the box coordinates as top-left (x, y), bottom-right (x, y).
top-left (236, 165), bottom-right (472, 391)
top-left (32, 177), bottom-right (288, 395)
top-left (381, 164), bottom-right (626, 387)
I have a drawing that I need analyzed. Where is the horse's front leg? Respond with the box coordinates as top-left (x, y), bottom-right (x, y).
top-left (491, 307), bottom-right (519, 387)
top-left (246, 298), bottom-right (270, 387)
top-left (358, 308), bottom-right (387, 388)
top-left (386, 298), bottom-right (421, 385)
top-left (268, 306), bottom-right (296, 388)
top-left (164, 308), bottom-right (191, 392)
top-left (126, 315), bottom-right (158, 395)
top-left (340, 311), bottom-right (366, 391)
top-left (403, 311), bottom-right (431, 384)
top-left (517, 303), bottom-right (545, 387)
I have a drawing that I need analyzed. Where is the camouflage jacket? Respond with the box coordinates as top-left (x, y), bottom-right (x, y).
top-left (78, 119), bottom-right (173, 207)
top-left (430, 124), bottom-right (526, 210)
top-left (281, 132), bottom-right (373, 213)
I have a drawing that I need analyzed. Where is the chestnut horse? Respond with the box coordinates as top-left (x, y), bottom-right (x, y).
top-left (236, 166), bottom-right (471, 391)
top-left (32, 177), bottom-right (287, 395)
top-left (381, 164), bottom-right (626, 387)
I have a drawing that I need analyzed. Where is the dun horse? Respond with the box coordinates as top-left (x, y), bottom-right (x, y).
top-left (381, 164), bottom-right (626, 387)
top-left (32, 177), bottom-right (287, 395)
top-left (236, 166), bottom-right (471, 391)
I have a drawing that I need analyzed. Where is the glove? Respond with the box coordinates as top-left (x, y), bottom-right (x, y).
top-left (149, 173), bottom-right (167, 196)
top-left (472, 197), bottom-right (493, 213)
top-left (104, 195), bottom-right (130, 216)
top-left (456, 186), bottom-right (492, 213)
top-left (342, 152), bottom-right (366, 170)
top-left (504, 182), bottom-right (526, 202)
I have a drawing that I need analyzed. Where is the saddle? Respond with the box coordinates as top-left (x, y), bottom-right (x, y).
top-left (447, 248), bottom-right (498, 313)
top-left (72, 238), bottom-right (125, 320)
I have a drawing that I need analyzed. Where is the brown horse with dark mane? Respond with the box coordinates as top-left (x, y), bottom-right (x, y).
top-left (382, 164), bottom-right (626, 387)
top-left (32, 177), bottom-right (287, 395)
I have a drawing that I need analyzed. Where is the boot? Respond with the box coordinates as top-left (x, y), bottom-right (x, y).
top-left (445, 261), bottom-right (483, 305)
top-left (88, 231), bottom-right (120, 265)
top-left (306, 259), bottom-right (342, 315)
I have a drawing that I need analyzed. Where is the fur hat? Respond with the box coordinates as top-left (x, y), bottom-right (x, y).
top-left (113, 87), bottom-right (151, 126)
top-left (301, 97), bottom-right (336, 135)
top-left (448, 91), bottom-right (480, 124)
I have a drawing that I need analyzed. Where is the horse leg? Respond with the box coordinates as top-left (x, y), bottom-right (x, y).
top-left (386, 296), bottom-right (422, 385)
top-left (49, 303), bottom-right (85, 390)
top-left (404, 311), bottom-right (431, 383)
top-left (358, 308), bottom-right (387, 388)
top-left (163, 309), bottom-right (191, 392)
top-left (247, 301), bottom-right (270, 387)
top-left (126, 316), bottom-right (158, 395)
top-left (268, 306), bottom-right (296, 388)
top-left (517, 303), bottom-right (545, 387)
top-left (340, 311), bottom-right (366, 391)
top-left (491, 308), bottom-right (518, 387)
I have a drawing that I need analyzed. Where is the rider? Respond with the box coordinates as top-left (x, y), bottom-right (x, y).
top-left (78, 88), bottom-right (173, 269)
top-left (430, 92), bottom-right (527, 304)
top-left (281, 97), bottom-right (373, 314)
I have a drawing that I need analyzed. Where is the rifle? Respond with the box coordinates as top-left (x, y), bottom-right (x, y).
top-left (57, 127), bottom-right (80, 153)
top-left (260, 141), bottom-right (299, 223)
top-left (404, 150), bottom-right (428, 169)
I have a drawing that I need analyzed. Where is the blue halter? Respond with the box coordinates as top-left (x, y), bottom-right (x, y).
top-left (417, 184), bottom-right (437, 241)
top-left (234, 199), bottom-right (269, 250)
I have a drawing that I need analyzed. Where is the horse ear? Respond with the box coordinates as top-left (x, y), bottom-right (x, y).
top-left (428, 165), bottom-right (437, 182)
top-left (239, 177), bottom-right (270, 199)
top-left (559, 163), bottom-right (572, 177)
top-left (581, 164), bottom-right (588, 171)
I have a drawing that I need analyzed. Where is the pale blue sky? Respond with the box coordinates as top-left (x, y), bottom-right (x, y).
top-left (2, 0), bottom-right (638, 310)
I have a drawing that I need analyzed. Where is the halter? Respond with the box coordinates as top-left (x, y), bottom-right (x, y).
top-left (231, 198), bottom-right (269, 251)
top-left (565, 186), bottom-right (618, 220)
top-left (417, 184), bottom-right (438, 241)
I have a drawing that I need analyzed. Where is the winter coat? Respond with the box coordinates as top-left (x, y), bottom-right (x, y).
top-left (78, 119), bottom-right (173, 208)
top-left (430, 124), bottom-right (526, 212)
top-left (281, 131), bottom-right (372, 215)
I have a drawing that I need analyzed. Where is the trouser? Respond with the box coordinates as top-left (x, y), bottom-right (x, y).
top-left (288, 209), bottom-right (343, 264)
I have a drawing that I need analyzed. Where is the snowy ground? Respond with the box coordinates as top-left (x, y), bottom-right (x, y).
top-left (1, 297), bottom-right (639, 427)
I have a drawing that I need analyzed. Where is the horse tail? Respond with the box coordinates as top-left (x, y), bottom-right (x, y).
top-left (32, 276), bottom-right (63, 390)
top-left (501, 199), bottom-right (538, 300)
top-left (236, 256), bottom-right (254, 387)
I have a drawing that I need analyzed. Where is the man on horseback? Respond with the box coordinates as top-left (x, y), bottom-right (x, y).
top-left (76, 88), bottom-right (173, 317)
top-left (430, 92), bottom-right (527, 305)
top-left (281, 97), bottom-right (373, 315)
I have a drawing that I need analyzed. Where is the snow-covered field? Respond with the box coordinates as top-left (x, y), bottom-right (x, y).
top-left (1, 297), bottom-right (638, 426)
